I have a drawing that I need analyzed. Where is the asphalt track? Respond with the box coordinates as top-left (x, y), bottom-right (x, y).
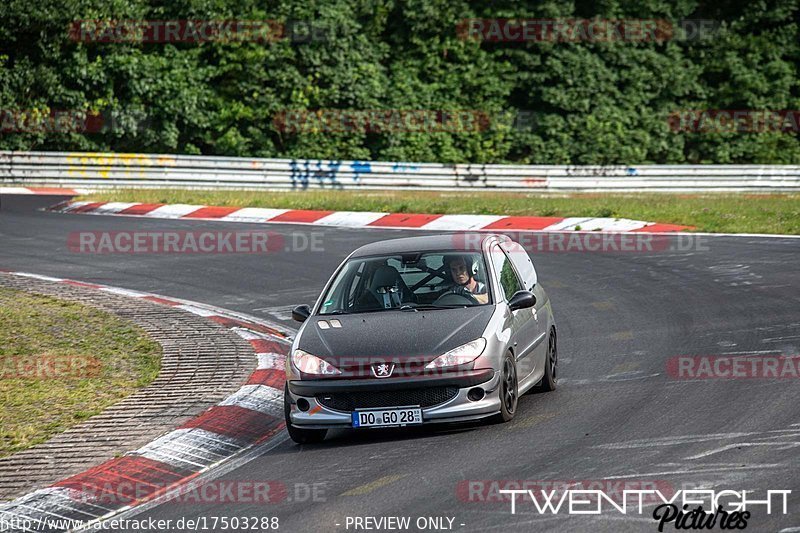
top-left (1, 194), bottom-right (799, 532)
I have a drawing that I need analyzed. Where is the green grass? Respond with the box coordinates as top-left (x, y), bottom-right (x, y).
top-left (0, 288), bottom-right (161, 458)
top-left (80, 190), bottom-right (800, 235)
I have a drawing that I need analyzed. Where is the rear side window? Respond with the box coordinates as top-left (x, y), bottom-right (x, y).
top-left (490, 245), bottom-right (523, 300)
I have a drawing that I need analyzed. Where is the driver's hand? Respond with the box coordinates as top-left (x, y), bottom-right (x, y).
top-left (450, 285), bottom-right (468, 295)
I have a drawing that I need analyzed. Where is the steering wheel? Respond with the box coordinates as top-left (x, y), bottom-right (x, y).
top-left (433, 289), bottom-right (479, 306)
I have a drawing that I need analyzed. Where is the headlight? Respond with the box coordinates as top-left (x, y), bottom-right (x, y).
top-left (292, 349), bottom-right (342, 375)
top-left (425, 338), bottom-right (487, 369)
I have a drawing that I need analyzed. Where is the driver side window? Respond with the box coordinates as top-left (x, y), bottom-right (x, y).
top-left (491, 245), bottom-right (522, 301)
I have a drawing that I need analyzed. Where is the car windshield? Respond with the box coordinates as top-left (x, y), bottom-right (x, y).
top-left (318, 251), bottom-right (492, 315)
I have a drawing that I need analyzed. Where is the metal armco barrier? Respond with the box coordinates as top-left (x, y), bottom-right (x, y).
top-left (2, 151), bottom-right (799, 191)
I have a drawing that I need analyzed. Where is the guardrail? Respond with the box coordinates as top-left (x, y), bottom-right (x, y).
top-left (2, 151), bottom-right (799, 192)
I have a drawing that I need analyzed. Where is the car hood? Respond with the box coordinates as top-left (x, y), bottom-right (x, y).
top-left (297, 306), bottom-right (494, 365)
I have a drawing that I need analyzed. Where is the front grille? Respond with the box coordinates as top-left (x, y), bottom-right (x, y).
top-left (316, 386), bottom-right (459, 412)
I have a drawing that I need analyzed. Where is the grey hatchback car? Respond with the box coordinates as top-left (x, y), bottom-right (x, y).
top-left (284, 234), bottom-right (557, 443)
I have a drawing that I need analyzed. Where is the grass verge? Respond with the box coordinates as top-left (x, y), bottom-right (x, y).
top-left (0, 287), bottom-right (161, 458)
top-left (80, 190), bottom-right (800, 235)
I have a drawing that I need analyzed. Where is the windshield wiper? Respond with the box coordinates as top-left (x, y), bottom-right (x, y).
top-left (400, 304), bottom-right (466, 311)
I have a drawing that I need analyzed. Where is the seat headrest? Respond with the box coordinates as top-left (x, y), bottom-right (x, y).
top-left (370, 265), bottom-right (401, 290)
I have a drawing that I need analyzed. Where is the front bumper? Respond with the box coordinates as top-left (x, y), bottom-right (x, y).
top-left (286, 369), bottom-right (501, 429)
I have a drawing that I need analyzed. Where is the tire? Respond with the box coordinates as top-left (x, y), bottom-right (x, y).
top-left (284, 383), bottom-right (327, 444)
top-left (534, 328), bottom-right (558, 392)
top-left (492, 352), bottom-right (519, 423)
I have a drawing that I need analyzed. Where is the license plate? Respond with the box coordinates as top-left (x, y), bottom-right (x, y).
top-left (351, 407), bottom-right (423, 428)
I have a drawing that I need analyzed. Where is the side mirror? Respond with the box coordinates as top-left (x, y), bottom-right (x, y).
top-left (292, 304), bottom-right (311, 323)
top-left (508, 290), bottom-right (536, 311)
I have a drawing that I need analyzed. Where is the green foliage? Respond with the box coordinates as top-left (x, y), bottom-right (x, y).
top-left (1, 0), bottom-right (798, 163)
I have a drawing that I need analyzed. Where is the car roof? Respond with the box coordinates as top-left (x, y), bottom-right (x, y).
top-left (349, 234), bottom-right (505, 258)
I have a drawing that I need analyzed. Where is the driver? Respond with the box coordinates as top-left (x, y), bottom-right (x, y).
top-left (444, 255), bottom-right (488, 304)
